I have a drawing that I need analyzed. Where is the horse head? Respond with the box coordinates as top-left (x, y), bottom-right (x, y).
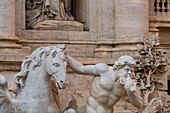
top-left (13, 45), bottom-right (68, 95)
top-left (46, 44), bottom-right (67, 89)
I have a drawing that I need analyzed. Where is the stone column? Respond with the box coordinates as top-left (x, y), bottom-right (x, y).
top-left (115, 0), bottom-right (149, 39)
top-left (0, 0), bottom-right (31, 90)
top-left (0, 0), bottom-right (21, 48)
top-left (0, 0), bottom-right (30, 71)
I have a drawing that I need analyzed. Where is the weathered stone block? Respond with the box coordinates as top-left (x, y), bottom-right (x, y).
top-left (68, 31), bottom-right (90, 41)
top-left (66, 45), bottom-right (96, 57)
top-left (34, 20), bottom-right (83, 31)
top-left (115, 0), bottom-right (148, 39)
top-left (111, 51), bottom-right (139, 61)
top-left (97, 0), bottom-right (115, 40)
top-left (21, 30), bottom-right (68, 40)
top-left (94, 52), bottom-right (112, 58)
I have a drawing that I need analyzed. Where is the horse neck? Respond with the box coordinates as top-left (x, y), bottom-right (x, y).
top-left (16, 64), bottom-right (59, 112)
top-left (20, 64), bottom-right (52, 97)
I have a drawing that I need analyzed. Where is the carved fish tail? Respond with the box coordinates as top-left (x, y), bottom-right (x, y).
top-left (51, 79), bottom-right (78, 113)
top-left (51, 79), bottom-right (63, 113)
top-left (0, 74), bottom-right (22, 113)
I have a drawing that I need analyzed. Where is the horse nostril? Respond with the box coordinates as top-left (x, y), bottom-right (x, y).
top-left (60, 80), bottom-right (64, 83)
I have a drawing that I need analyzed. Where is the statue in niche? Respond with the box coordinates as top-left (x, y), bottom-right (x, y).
top-left (26, 0), bottom-right (75, 29)
top-left (0, 45), bottom-right (77, 113)
top-left (67, 55), bottom-right (143, 113)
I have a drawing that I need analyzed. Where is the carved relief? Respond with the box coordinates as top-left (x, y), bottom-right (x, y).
top-left (134, 34), bottom-right (168, 113)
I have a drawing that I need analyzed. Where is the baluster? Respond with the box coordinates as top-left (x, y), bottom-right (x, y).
top-left (167, 0), bottom-right (170, 15)
top-left (157, 0), bottom-right (162, 15)
top-left (164, 0), bottom-right (168, 13)
top-left (162, 0), bottom-right (166, 15)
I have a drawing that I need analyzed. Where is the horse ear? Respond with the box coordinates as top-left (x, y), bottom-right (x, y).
top-left (58, 44), bottom-right (65, 50)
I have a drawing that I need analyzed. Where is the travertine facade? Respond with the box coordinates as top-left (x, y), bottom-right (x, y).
top-left (0, 0), bottom-right (169, 113)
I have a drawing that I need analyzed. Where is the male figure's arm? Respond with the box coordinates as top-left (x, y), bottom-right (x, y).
top-left (67, 54), bottom-right (109, 76)
top-left (123, 80), bottom-right (143, 109)
top-left (125, 90), bottom-right (143, 109)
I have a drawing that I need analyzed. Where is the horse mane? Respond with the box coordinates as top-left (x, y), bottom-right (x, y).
top-left (13, 45), bottom-right (65, 95)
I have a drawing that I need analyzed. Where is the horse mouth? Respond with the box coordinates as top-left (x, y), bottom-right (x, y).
top-left (52, 74), bottom-right (67, 89)
top-left (56, 82), bottom-right (66, 89)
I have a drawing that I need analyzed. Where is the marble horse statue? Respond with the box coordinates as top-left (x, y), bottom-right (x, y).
top-left (0, 45), bottom-right (76, 113)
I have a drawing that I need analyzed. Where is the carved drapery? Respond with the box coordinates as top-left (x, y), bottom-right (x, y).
top-left (25, 0), bottom-right (75, 29)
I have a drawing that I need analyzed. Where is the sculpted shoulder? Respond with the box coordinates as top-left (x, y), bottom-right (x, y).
top-left (94, 63), bottom-right (110, 76)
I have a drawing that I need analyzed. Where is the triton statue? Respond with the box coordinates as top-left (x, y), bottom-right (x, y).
top-left (67, 55), bottom-right (143, 113)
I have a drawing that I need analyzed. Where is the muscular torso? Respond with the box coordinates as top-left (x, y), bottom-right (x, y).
top-left (90, 76), bottom-right (126, 108)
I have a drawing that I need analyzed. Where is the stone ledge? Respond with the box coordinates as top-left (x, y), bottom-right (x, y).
top-left (0, 47), bottom-right (31, 62)
top-left (74, 57), bottom-right (116, 65)
top-left (0, 63), bottom-right (21, 71)
top-left (150, 16), bottom-right (170, 22)
top-left (150, 21), bottom-right (170, 28)
top-left (95, 47), bottom-right (137, 52)
top-left (0, 44), bottom-right (22, 49)
top-left (19, 39), bottom-right (97, 45)
top-left (0, 55), bottom-right (25, 62)
top-left (34, 20), bottom-right (83, 31)
top-left (0, 36), bottom-right (19, 41)
top-left (19, 39), bottom-right (142, 45)
top-left (0, 47), bottom-right (31, 54)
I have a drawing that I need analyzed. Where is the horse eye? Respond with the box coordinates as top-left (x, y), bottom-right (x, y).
top-left (63, 58), bottom-right (66, 62)
top-left (53, 63), bottom-right (60, 67)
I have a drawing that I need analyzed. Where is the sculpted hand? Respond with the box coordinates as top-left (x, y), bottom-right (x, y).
top-left (124, 77), bottom-right (136, 92)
